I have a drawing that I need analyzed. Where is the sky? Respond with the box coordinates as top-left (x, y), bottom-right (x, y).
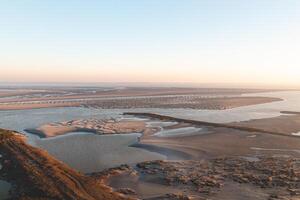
top-left (0, 0), bottom-right (299, 88)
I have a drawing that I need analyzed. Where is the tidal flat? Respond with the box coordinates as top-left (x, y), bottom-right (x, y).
top-left (0, 90), bottom-right (300, 199)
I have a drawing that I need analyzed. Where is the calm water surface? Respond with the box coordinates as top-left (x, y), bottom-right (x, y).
top-left (35, 132), bottom-right (165, 173)
top-left (0, 91), bottom-right (300, 193)
top-left (0, 91), bottom-right (300, 133)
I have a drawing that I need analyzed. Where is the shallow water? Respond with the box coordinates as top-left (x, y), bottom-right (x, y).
top-left (0, 107), bottom-right (122, 134)
top-left (142, 91), bottom-right (300, 123)
top-left (0, 107), bottom-right (123, 144)
top-left (35, 132), bottom-right (165, 173)
top-left (1, 91), bottom-right (300, 191)
top-left (0, 180), bottom-right (11, 200)
top-left (146, 121), bottom-right (178, 128)
top-left (154, 126), bottom-right (204, 137)
top-left (244, 91), bottom-right (300, 111)
top-left (108, 173), bottom-right (182, 199)
top-left (0, 91), bottom-right (300, 134)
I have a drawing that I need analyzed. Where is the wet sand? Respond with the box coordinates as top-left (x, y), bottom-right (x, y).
top-left (107, 170), bottom-right (183, 199)
top-left (1, 89), bottom-right (300, 199)
top-left (0, 87), bottom-right (281, 111)
top-left (2, 111), bottom-right (300, 199)
top-left (28, 112), bottom-right (300, 173)
top-left (125, 112), bottom-right (300, 138)
top-left (105, 113), bottom-right (300, 199)
top-left (129, 112), bottom-right (300, 159)
top-left (230, 111), bottom-right (300, 136)
top-left (0, 102), bottom-right (80, 110)
top-left (132, 158), bottom-right (300, 200)
top-left (140, 127), bottom-right (300, 159)
top-left (43, 112), bottom-right (296, 199)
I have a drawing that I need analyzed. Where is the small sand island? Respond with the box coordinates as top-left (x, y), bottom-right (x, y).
top-left (26, 108), bottom-right (300, 140)
top-left (25, 118), bottom-right (146, 138)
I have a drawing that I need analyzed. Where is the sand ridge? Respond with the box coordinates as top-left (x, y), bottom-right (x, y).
top-left (0, 87), bottom-right (281, 110)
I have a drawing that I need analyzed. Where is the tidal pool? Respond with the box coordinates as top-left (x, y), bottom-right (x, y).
top-left (35, 132), bottom-right (165, 173)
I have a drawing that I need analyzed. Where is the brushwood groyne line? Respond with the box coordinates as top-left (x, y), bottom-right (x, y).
top-left (124, 112), bottom-right (300, 138)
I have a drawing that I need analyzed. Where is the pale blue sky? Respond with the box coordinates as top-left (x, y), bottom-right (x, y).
top-left (0, 0), bottom-right (299, 87)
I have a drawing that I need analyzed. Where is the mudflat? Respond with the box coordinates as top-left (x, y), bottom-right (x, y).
top-left (107, 114), bottom-right (300, 199)
top-left (229, 112), bottom-right (300, 136)
top-left (1, 89), bottom-right (300, 200)
top-left (0, 87), bottom-right (281, 110)
top-left (9, 111), bottom-right (300, 199)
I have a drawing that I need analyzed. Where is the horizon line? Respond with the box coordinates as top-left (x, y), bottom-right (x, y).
top-left (0, 81), bottom-right (299, 90)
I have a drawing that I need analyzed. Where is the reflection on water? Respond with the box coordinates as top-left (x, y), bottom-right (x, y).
top-left (146, 121), bottom-right (178, 128)
top-left (35, 132), bottom-right (165, 173)
top-left (0, 91), bottom-right (300, 135)
top-left (292, 132), bottom-right (300, 136)
top-left (148, 91), bottom-right (300, 123)
top-left (244, 91), bottom-right (300, 111)
top-left (154, 127), bottom-right (204, 137)
top-left (1, 91), bottom-right (300, 192)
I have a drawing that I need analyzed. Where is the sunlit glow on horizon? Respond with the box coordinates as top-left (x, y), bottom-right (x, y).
top-left (0, 1), bottom-right (299, 89)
